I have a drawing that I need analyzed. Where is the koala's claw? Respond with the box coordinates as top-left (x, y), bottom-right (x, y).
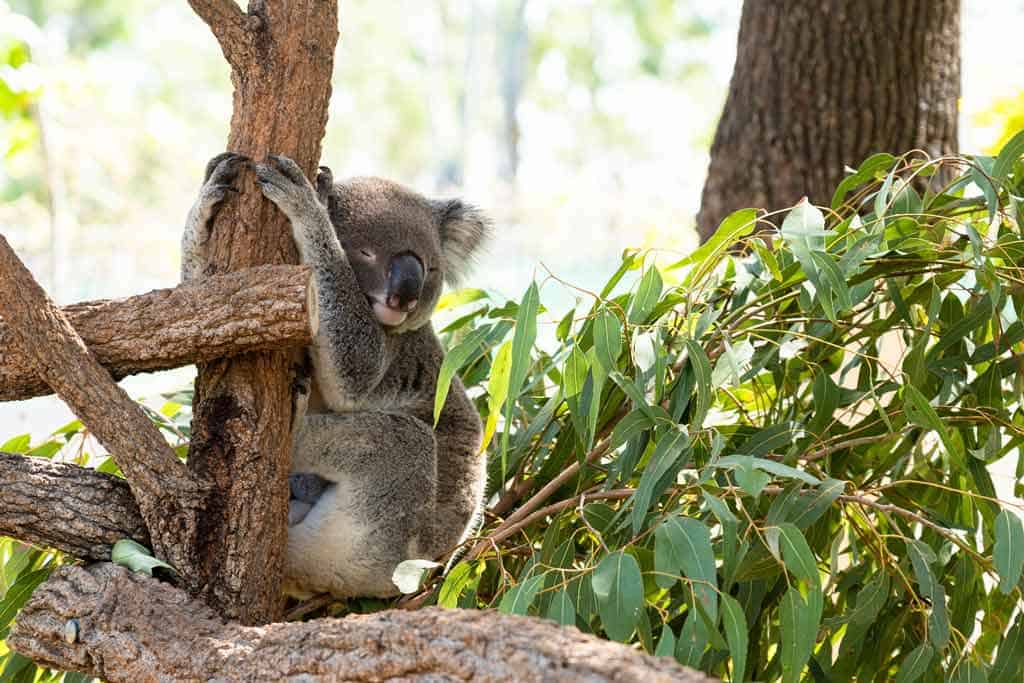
top-left (316, 166), bottom-right (334, 206)
top-left (203, 152), bottom-right (249, 184)
top-left (267, 154), bottom-right (309, 186)
top-left (291, 371), bottom-right (311, 397)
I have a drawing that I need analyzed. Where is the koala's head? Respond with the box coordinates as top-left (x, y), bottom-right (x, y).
top-left (325, 176), bottom-right (490, 334)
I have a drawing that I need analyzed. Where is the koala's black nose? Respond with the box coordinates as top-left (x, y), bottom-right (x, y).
top-left (386, 252), bottom-right (424, 312)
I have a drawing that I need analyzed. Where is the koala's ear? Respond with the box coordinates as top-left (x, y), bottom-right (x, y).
top-left (435, 199), bottom-right (491, 285)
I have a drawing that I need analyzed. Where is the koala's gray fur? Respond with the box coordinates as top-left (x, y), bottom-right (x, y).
top-left (181, 153), bottom-right (489, 599)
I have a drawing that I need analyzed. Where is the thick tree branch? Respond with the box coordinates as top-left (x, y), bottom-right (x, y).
top-left (185, 0), bottom-right (257, 69)
top-left (9, 564), bottom-right (714, 682)
top-left (0, 264), bottom-right (316, 402)
top-left (0, 453), bottom-right (147, 561)
top-left (0, 236), bottom-right (207, 583)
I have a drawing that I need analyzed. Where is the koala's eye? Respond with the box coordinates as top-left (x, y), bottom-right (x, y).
top-left (359, 248), bottom-right (376, 261)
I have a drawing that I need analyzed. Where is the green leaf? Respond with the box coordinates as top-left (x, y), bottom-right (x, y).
top-left (675, 614), bottom-right (708, 668)
top-left (907, 539), bottom-right (938, 598)
top-left (781, 199), bottom-right (828, 259)
top-left (433, 326), bottom-right (489, 425)
top-left (481, 339), bottom-right (513, 452)
top-left (628, 266), bottom-right (663, 325)
top-left (994, 509), bottom-right (1024, 594)
top-left (734, 458), bottom-right (771, 498)
top-left (993, 128), bottom-right (1024, 184)
top-left (780, 585), bottom-right (822, 683)
top-left (438, 561), bottom-right (476, 608)
top-left (893, 643), bottom-right (934, 683)
top-left (991, 613), bottom-right (1024, 683)
top-left (610, 409), bottom-right (654, 449)
top-left (110, 539), bottom-right (175, 576)
top-left (928, 584), bottom-right (949, 650)
top-left (714, 455), bottom-right (820, 486)
top-left (771, 523), bottom-right (818, 585)
top-left (593, 308), bottom-right (623, 372)
top-left (592, 551), bottom-right (644, 642)
top-left (436, 287), bottom-right (489, 311)
top-left (831, 153), bottom-right (897, 208)
top-left (498, 573), bottom-right (544, 616)
top-left (655, 517), bottom-right (717, 621)
top-left (505, 281), bottom-right (540, 421)
top-left (711, 339), bottom-right (754, 388)
top-left (655, 624), bottom-right (677, 658)
top-left (671, 208), bottom-right (759, 276)
top-left (903, 385), bottom-right (961, 466)
top-left (0, 434), bottom-right (30, 453)
top-left (950, 663), bottom-right (989, 683)
top-left (683, 340), bottom-right (712, 429)
top-left (632, 428), bottom-right (691, 533)
top-left (676, 518), bottom-right (718, 622)
top-left (0, 568), bottom-right (50, 639)
top-left (545, 588), bottom-right (576, 626)
top-left (847, 572), bottom-right (890, 626)
top-left (721, 594), bottom-right (748, 683)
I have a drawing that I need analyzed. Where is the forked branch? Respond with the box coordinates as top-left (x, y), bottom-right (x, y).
top-left (185, 0), bottom-right (260, 69)
top-left (0, 236), bottom-right (208, 583)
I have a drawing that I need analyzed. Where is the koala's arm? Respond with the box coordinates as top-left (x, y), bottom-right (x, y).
top-left (255, 156), bottom-right (388, 402)
top-left (180, 153), bottom-right (246, 283)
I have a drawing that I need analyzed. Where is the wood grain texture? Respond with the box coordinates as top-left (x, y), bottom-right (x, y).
top-left (10, 564), bottom-right (717, 683)
top-left (0, 453), bottom-right (148, 560)
top-left (0, 264), bottom-right (316, 402)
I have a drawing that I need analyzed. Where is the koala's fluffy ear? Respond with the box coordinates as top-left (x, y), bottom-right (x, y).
top-left (435, 199), bottom-right (491, 285)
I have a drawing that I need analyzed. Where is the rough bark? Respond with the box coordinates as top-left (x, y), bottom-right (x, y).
top-left (0, 236), bottom-right (208, 581)
top-left (0, 264), bottom-right (316, 402)
top-left (696, 0), bottom-right (960, 241)
top-left (9, 564), bottom-right (715, 683)
top-left (0, 453), bottom-right (148, 561)
top-left (184, 0), bottom-right (339, 623)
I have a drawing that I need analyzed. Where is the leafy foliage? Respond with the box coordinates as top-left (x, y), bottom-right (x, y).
top-left (3, 148), bottom-right (1024, 681)
top-left (421, 147), bottom-right (1024, 680)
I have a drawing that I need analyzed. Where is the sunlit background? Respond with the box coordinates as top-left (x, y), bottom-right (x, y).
top-left (1, 0), bottom-right (1023, 451)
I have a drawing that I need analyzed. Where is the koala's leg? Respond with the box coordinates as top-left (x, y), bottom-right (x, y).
top-left (432, 377), bottom-right (487, 564)
top-left (255, 156), bottom-right (388, 403)
top-left (180, 152), bottom-right (247, 282)
top-left (285, 411), bottom-right (438, 599)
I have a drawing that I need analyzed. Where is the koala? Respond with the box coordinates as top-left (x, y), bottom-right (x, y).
top-left (181, 152), bottom-right (489, 598)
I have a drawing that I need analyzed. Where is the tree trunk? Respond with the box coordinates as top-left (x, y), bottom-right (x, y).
top-left (9, 564), bottom-right (715, 683)
top-left (696, 0), bottom-right (960, 241)
top-left (497, 0), bottom-right (528, 183)
top-left (184, 0), bottom-right (338, 623)
top-left (0, 265), bottom-right (316, 402)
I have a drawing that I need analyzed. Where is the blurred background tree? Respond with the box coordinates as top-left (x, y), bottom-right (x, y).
top-left (696, 0), bottom-right (960, 241)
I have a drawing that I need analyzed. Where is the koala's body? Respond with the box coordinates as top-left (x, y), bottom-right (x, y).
top-left (181, 153), bottom-right (488, 598)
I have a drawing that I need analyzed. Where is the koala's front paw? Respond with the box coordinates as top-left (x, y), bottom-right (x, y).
top-left (195, 152), bottom-right (249, 242)
top-left (255, 155), bottom-right (319, 222)
top-left (316, 165), bottom-right (335, 207)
